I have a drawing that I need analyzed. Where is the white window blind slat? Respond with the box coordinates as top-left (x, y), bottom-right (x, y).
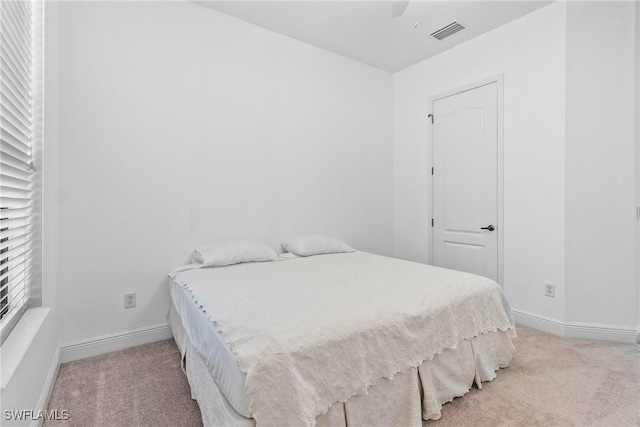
top-left (0, 171), bottom-right (28, 186)
top-left (1, 36), bottom-right (30, 78)
top-left (0, 26), bottom-right (31, 78)
top-left (1, 96), bottom-right (32, 129)
top-left (0, 0), bottom-right (39, 344)
top-left (0, 235), bottom-right (29, 257)
top-left (15, 0), bottom-right (32, 16)
top-left (1, 286), bottom-right (27, 309)
top-left (2, 102), bottom-right (32, 131)
top-left (2, 240), bottom-right (29, 261)
top-left (1, 165), bottom-right (29, 181)
top-left (0, 287), bottom-right (28, 311)
top-left (0, 160), bottom-right (31, 177)
top-left (0, 151), bottom-right (30, 169)
top-left (0, 273), bottom-right (31, 301)
top-left (0, 242), bottom-right (29, 262)
top-left (0, 182), bottom-right (28, 195)
top-left (0, 222), bottom-right (31, 239)
top-left (1, 80), bottom-right (31, 116)
top-left (0, 81), bottom-right (30, 118)
top-left (1, 132), bottom-right (32, 155)
top-left (0, 262), bottom-right (28, 288)
top-left (0, 40), bottom-right (28, 79)
top-left (0, 277), bottom-right (26, 299)
top-left (0, 186), bottom-right (30, 199)
top-left (10, 0), bottom-right (31, 23)
top-left (0, 205), bottom-right (28, 218)
top-left (0, 19), bottom-right (31, 61)
top-left (0, 137), bottom-right (31, 159)
top-left (4, 2), bottom-right (30, 38)
top-left (0, 187), bottom-right (31, 199)
top-left (1, 290), bottom-right (25, 312)
top-left (0, 253), bottom-right (31, 282)
top-left (0, 177), bottom-right (28, 188)
top-left (0, 196), bottom-right (30, 207)
top-left (0, 10), bottom-right (30, 56)
top-left (0, 274), bottom-right (29, 301)
top-left (1, 111), bottom-right (32, 142)
top-left (0, 60), bottom-right (30, 99)
top-left (0, 224), bottom-right (28, 241)
top-left (0, 34), bottom-right (31, 71)
top-left (1, 139), bottom-right (31, 160)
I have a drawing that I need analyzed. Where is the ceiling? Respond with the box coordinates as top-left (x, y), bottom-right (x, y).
top-left (194, 1), bottom-right (552, 73)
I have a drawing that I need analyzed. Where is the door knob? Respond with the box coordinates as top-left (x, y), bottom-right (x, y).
top-left (481, 225), bottom-right (495, 231)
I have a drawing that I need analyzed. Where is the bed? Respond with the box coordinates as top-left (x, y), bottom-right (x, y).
top-left (167, 251), bottom-right (516, 427)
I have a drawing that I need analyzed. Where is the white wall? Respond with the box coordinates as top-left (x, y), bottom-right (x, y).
top-left (394, 1), bottom-right (639, 336)
top-left (43, 0), bottom-right (62, 349)
top-left (48, 0), bottom-right (639, 349)
top-left (54, 1), bottom-right (394, 344)
top-left (564, 1), bottom-right (638, 329)
top-left (393, 3), bottom-right (567, 321)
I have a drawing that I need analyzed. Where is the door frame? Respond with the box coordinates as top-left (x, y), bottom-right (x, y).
top-left (427, 75), bottom-right (505, 286)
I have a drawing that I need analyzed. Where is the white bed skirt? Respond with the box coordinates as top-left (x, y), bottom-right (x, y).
top-left (168, 303), bottom-right (515, 427)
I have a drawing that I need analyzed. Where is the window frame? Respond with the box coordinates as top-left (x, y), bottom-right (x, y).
top-left (0, 0), bottom-right (43, 345)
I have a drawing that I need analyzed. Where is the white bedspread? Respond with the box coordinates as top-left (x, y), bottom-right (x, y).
top-left (172, 252), bottom-right (514, 427)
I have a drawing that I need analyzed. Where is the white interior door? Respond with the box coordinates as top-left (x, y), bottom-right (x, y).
top-left (432, 82), bottom-right (499, 281)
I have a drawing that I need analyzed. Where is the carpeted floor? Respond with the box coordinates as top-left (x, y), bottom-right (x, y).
top-left (45, 339), bottom-right (203, 427)
top-left (45, 326), bottom-right (640, 427)
top-left (424, 326), bottom-right (639, 427)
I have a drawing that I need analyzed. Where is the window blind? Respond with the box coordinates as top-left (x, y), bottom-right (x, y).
top-left (0, 0), bottom-right (36, 344)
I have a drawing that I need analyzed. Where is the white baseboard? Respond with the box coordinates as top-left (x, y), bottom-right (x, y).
top-left (60, 323), bottom-right (173, 363)
top-left (512, 309), bottom-right (638, 343)
top-left (512, 309), bottom-right (565, 337)
top-left (33, 346), bottom-right (60, 427)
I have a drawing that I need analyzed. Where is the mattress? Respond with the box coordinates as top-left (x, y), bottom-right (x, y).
top-left (170, 281), bottom-right (251, 417)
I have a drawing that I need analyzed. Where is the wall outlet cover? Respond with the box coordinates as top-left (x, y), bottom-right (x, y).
top-left (124, 292), bottom-right (136, 308)
top-left (544, 283), bottom-right (555, 298)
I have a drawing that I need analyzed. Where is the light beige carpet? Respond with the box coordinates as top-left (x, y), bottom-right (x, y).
top-left (45, 326), bottom-right (639, 427)
top-left (424, 326), bottom-right (639, 427)
top-left (45, 339), bottom-right (203, 427)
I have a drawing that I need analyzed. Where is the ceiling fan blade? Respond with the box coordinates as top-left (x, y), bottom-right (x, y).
top-left (391, 0), bottom-right (409, 18)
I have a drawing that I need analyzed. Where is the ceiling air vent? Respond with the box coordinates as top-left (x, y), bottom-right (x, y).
top-left (430, 21), bottom-right (466, 40)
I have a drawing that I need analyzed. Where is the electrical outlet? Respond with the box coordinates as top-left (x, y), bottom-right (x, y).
top-left (544, 283), bottom-right (555, 298)
top-left (124, 292), bottom-right (136, 308)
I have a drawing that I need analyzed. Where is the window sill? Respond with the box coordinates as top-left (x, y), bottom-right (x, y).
top-left (0, 307), bottom-right (50, 392)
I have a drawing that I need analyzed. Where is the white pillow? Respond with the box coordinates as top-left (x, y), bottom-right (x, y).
top-left (192, 240), bottom-right (277, 267)
top-left (281, 235), bottom-right (354, 257)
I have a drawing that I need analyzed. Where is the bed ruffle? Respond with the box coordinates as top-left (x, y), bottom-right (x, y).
top-left (168, 303), bottom-right (516, 427)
